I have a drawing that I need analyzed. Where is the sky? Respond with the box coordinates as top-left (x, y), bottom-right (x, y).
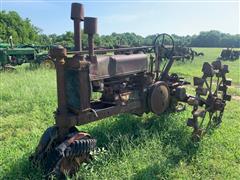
top-left (0, 0), bottom-right (239, 37)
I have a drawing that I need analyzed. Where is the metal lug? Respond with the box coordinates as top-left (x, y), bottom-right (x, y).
top-left (222, 65), bottom-right (229, 74)
top-left (219, 85), bottom-right (227, 92)
top-left (196, 87), bottom-right (208, 96)
top-left (223, 94), bottom-right (231, 101)
top-left (193, 109), bottom-right (206, 118)
top-left (193, 77), bottom-right (204, 86)
top-left (211, 60), bottom-right (222, 70)
top-left (202, 62), bottom-right (214, 77)
top-left (187, 97), bottom-right (198, 106)
top-left (225, 79), bottom-right (232, 86)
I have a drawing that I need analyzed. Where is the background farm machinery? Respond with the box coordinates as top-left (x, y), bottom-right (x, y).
top-left (0, 37), bottom-right (54, 70)
top-left (30, 3), bottom-right (232, 178)
top-left (219, 48), bottom-right (239, 61)
top-left (97, 43), bottom-right (203, 63)
top-left (171, 46), bottom-right (204, 62)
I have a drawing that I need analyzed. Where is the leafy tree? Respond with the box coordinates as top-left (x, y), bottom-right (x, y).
top-left (0, 11), bottom-right (40, 44)
top-left (0, 10), bottom-right (239, 48)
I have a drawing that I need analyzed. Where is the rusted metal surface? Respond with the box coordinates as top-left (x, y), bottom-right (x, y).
top-left (50, 46), bottom-right (67, 114)
top-left (84, 17), bottom-right (97, 58)
top-left (147, 81), bottom-right (170, 115)
top-left (84, 17), bottom-right (97, 34)
top-left (68, 45), bottom-right (153, 55)
top-left (89, 54), bottom-right (148, 80)
top-left (71, 3), bottom-right (84, 51)
top-left (187, 60), bottom-right (231, 139)
top-left (65, 58), bottom-right (91, 112)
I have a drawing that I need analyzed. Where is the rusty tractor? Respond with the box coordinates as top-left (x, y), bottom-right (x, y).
top-left (172, 46), bottom-right (204, 62)
top-left (172, 46), bottom-right (193, 62)
top-left (30, 3), bottom-right (232, 178)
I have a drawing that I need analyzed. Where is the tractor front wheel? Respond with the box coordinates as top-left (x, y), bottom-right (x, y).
top-left (40, 59), bottom-right (55, 69)
top-left (30, 126), bottom-right (96, 178)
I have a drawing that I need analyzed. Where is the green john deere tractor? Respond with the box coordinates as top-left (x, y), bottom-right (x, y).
top-left (0, 37), bottom-right (55, 70)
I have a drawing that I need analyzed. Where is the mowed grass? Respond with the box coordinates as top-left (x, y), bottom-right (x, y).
top-left (0, 48), bottom-right (239, 179)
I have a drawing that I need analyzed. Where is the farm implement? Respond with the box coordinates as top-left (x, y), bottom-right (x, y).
top-left (172, 46), bottom-right (204, 62)
top-left (30, 3), bottom-right (232, 178)
top-left (219, 48), bottom-right (239, 61)
top-left (0, 37), bottom-right (54, 70)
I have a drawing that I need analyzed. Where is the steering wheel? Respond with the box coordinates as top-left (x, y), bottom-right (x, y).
top-left (153, 33), bottom-right (175, 58)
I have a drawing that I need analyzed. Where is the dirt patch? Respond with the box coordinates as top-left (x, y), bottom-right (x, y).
top-left (229, 84), bottom-right (240, 89)
top-left (232, 95), bottom-right (240, 101)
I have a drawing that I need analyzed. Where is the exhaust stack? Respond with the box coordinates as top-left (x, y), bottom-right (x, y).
top-left (71, 3), bottom-right (84, 51)
top-left (84, 17), bottom-right (98, 57)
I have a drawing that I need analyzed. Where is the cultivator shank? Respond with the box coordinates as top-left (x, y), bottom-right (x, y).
top-left (187, 60), bottom-right (231, 139)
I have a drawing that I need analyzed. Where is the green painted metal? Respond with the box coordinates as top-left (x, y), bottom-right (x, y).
top-left (0, 43), bottom-right (10, 48)
top-left (6, 48), bottom-right (36, 55)
top-left (0, 43), bottom-right (50, 69)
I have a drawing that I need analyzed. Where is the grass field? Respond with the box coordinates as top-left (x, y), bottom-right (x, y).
top-left (0, 48), bottom-right (239, 179)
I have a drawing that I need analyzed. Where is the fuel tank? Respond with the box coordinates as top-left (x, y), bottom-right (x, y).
top-left (89, 54), bottom-right (148, 81)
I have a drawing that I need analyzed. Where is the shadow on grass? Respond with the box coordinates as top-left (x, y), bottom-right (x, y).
top-left (3, 111), bottom-right (199, 179)
top-left (88, 112), bottom-right (198, 152)
top-left (84, 112), bottom-right (200, 178)
top-left (131, 123), bottom-right (199, 179)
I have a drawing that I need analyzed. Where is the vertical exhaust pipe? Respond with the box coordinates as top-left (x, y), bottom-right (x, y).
top-left (84, 17), bottom-right (97, 57)
top-left (71, 3), bottom-right (84, 51)
top-left (9, 36), bottom-right (13, 48)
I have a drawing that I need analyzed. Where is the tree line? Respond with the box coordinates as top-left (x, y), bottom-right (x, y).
top-left (1, 11), bottom-right (239, 48)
